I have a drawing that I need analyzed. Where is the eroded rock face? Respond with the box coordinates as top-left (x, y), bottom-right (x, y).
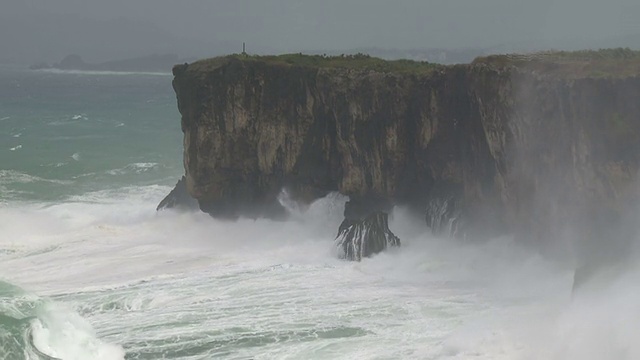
top-left (172, 60), bottom-right (491, 223)
top-left (335, 211), bottom-right (400, 261)
top-left (470, 66), bottom-right (640, 253)
top-left (169, 55), bottom-right (640, 256)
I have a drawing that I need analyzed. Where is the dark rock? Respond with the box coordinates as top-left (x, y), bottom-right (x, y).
top-left (198, 196), bottom-right (288, 220)
top-left (335, 211), bottom-right (400, 261)
top-left (343, 196), bottom-right (393, 221)
top-left (157, 176), bottom-right (199, 211)
top-left (425, 182), bottom-right (464, 238)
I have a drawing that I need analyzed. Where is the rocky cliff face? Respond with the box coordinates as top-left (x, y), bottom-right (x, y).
top-left (167, 52), bottom-right (640, 259)
top-left (469, 56), bottom-right (640, 260)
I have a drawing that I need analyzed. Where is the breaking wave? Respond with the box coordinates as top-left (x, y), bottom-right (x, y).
top-left (0, 281), bottom-right (124, 360)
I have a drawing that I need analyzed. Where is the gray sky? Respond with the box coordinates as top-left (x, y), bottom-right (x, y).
top-left (2, 0), bottom-right (640, 63)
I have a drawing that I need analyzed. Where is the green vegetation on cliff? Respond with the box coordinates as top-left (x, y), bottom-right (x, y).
top-left (473, 48), bottom-right (640, 78)
top-left (183, 48), bottom-right (640, 79)
top-left (186, 53), bottom-right (443, 75)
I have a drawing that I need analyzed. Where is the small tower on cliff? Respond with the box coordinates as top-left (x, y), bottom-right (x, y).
top-left (242, 42), bottom-right (247, 57)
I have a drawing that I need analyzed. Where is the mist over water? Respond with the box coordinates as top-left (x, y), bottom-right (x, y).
top-left (1, 66), bottom-right (640, 359)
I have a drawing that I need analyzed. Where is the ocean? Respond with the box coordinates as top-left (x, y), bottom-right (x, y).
top-left (1, 65), bottom-right (639, 359)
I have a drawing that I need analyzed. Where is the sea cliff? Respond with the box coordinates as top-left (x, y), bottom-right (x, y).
top-left (163, 50), bottom-right (640, 260)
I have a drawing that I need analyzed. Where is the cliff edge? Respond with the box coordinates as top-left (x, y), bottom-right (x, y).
top-left (163, 49), bottom-right (640, 262)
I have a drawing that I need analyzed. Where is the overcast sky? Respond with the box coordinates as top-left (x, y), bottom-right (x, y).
top-left (2, 0), bottom-right (640, 63)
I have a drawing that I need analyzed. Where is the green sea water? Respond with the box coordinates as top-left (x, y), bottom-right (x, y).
top-left (0, 66), bottom-right (182, 202)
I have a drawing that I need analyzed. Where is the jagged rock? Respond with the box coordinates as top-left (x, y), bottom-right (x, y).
top-left (335, 211), bottom-right (400, 261)
top-left (157, 176), bottom-right (199, 211)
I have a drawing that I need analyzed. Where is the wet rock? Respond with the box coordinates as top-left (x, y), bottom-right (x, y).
top-left (157, 176), bottom-right (199, 211)
top-left (425, 182), bottom-right (464, 238)
top-left (335, 211), bottom-right (400, 261)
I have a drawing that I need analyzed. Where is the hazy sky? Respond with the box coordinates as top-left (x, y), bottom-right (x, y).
top-left (2, 0), bottom-right (640, 63)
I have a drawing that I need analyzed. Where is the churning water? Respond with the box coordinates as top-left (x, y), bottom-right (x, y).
top-left (1, 65), bottom-right (639, 359)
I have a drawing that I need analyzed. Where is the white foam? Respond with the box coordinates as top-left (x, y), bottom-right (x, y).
top-left (0, 170), bottom-right (72, 185)
top-left (1, 189), bottom-right (639, 359)
top-left (9, 144), bottom-right (22, 151)
top-left (30, 302), bottom-right (125, 360)
top-left (71, 152), bottom-right (81, 161)
top-left (106, 162), bottom-right (160, 176)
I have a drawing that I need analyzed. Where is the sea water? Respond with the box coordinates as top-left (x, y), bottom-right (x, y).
top-left (1, 65), bottom-right (639, 359)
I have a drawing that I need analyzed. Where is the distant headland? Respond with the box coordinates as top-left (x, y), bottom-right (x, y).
top-left (29, 54), bottom-right (192, 73)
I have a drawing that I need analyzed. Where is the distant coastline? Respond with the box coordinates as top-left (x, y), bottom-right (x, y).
top-left (29, 54), bottom-right (192, 73)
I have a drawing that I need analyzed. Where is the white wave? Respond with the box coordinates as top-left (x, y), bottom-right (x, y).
top-left (12, 133), bottom-right (21, 138)
top-left (30, 302), bottom-right (125, 360)
top-left (115, 123), bottom-right (125, 127)
top-left (71, 153), bottom-right (81, 161)
top-left (106, 162), bottom-right (160, 176)
top-left (0, 170), bottom-right (72, 185)
top-left (9, 144), bottom-right (22, 151)
top-left (71, 114), bottom-right (87, 120)
top-left (0, 280), bottom-right (124, 360)
top-left (0, 116), bottom-right (10, 121)
top-left (66, 184), bottom-right (170, 204)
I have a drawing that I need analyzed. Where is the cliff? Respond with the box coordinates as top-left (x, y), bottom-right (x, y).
top-left (165, 50), bottom-right (640, 260)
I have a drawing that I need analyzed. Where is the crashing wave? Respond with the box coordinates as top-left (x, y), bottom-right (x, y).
top-left (0, 281), bottom-right (124, 360)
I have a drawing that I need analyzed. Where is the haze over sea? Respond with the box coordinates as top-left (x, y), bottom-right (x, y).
top-left (1, 65), bottom-right (640, 359)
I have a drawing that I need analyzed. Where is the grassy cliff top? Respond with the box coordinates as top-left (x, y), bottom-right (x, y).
top-left (473, 48), bottom-right (640, 78)
top-left (185, 53), bottom-right (443, 75)
top-left (182, 48), bottom-right (640, 79)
